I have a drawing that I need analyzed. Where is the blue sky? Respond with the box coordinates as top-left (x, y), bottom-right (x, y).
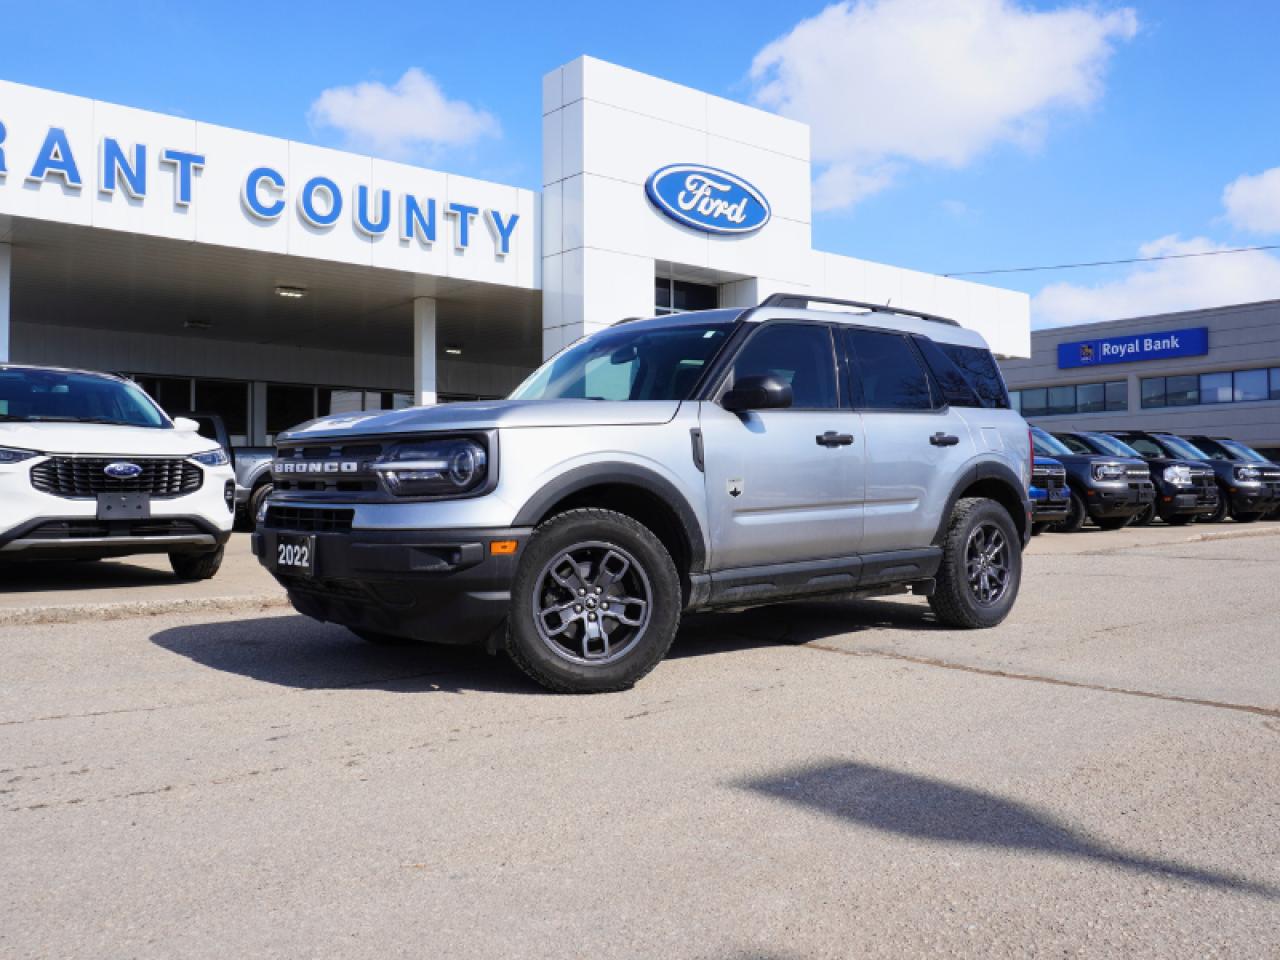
top-left (5, 0), bottom-right (1280, 326)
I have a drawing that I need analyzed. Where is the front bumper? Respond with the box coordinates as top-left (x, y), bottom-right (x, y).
top-left (1029, 487), bottom-right (1070, 523)
top-left (253, 524), bottom-right (532, 644)
top-left (1156, 484), bottom-right (1219, 519)
top-left (1084, 481), bottom-right (1156, 519)
top-left (1225, 481), bottom-right (1280, 515)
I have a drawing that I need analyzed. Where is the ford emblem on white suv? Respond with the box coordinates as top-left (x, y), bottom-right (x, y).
top-left (645, 164), bottom-right (771, 235)
top-left (104, 462), bottom-right (143, 479)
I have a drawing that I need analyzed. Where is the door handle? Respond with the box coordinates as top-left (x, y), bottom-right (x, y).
top-left (930, 432), bottom-right (960, 447)
top-left (816, 431), bottom-right (854, 447)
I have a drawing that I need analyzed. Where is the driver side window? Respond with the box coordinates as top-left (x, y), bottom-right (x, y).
top-left (726, 324), bottom-right (839, 410)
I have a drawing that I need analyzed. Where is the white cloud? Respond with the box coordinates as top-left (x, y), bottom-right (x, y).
top-left (1032, 235), bottom-right (1280, 328)
top-left (308, 68), bottom-right (499, 158)
top-left (750, 0), bottom-right (1138, 210)
top-left (1223, 167), bottom-right (1280, 234)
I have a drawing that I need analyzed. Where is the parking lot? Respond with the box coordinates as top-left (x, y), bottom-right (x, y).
top-left (2, 524), bottom-right (1278, 959)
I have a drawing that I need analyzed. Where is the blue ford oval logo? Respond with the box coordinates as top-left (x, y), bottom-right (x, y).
top-left (104, 462), bottom-right (143, 479)
top-left (644, 164), bottom-right (771, 236)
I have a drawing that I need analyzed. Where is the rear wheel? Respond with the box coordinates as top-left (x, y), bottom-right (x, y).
top-left (1132, 503), bottom-right (1156, 526)
top-left (506, 508), bottom-right (681, 693)
top-left (1095, 516), bottom-right (1131, 531)
top-left (1204, 494), bottom-right (1229, 524)
top-left (929, 498), bottom-right (1022, 629)
top-left (170, 546), bottom-right (224, 581)
top-left (1231, 510), bottom-right (1264, 523)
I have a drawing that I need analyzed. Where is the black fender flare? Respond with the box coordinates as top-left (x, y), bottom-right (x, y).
top-left (512, 463), bottom-right (708, 573)
top-left (932, 460), bottom-right (1032, 547)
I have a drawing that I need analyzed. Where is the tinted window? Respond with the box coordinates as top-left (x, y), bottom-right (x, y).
top-left (914, 337), bottom-right (980, 407)
top-left (1105, 380), bottom-right (1127, 411)
top-left (0, 368), bottom-right (167, 428)
top-left (1272, 368), bottom-right (1280, 401)
top-left (846, 329), bottom-right (933, 411)
top-left (1140, 378), bottom-right (1165, 409)
top-left (1020, 388), bottom-right (1048, 418)
top-left (937, 343), bottom-right (1009, 408)
top-left (1048, 385), bottom-right (1075, 415)
top-left (269, 384), bottom-right (316, 435)
top-left (1190, 437), bottom-right (1231, 461)
top-left (1076, 382), bottom-right (1104, 413)
top-left (1234, 368), bottom-right (1268, 402)
top-left (1054, 433), bottom-right (1094, 455)
top-left (1166, 374), bottom-right (1198, 406)
top-left (1119, 435), bottom-right (1164, 459)
top-left (194, 379), bottom-right (249, 444)
top-left (728, 324), bottom-right (839, 409)
top-left (1200, 372), bottom-right (1231, 404)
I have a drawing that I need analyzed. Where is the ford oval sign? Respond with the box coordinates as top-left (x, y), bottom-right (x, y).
top-left (644, 164), bottom-right (771, 236)
top-left (104, 462), bottom-right (143, 479)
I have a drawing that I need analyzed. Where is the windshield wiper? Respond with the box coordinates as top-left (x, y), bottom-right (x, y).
top-left (20, 416), bottom-right (146, 426)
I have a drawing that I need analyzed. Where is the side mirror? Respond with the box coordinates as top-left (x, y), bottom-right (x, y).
top-left (721, 374), bottom-right (793, 413)
top-left (172, 416), bottom-right (200, 433)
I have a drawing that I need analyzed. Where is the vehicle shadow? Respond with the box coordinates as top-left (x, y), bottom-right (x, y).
top-left (151, 597), bottom-right (943, 694)
top-left (150, 616), bottom-right (541, 695)
top-left (0, 558), bottom-right (177, 595)
top-left (740, 759), bottom-right (1277, 899)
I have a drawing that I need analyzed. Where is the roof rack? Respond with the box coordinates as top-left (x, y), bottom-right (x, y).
top-left (757, 293), bottom-right (959, 327)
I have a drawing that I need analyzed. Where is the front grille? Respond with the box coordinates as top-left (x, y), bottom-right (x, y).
top-left (272, 442), bottom-right (384, 494)
top-left (263, 506), bottom-right (354, 534)
top-left (21, 519), bottom-right (206, 540)
top-left (31, 457), bottom-right (202, 499)
top-left (1125, 466), bottom-right (1150, 479)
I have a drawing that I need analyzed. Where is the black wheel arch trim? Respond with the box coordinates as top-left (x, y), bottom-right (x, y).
top-left (932, 461), bottom-right (1032, 547)
top-left (511, 463), bottom-right (708, 574)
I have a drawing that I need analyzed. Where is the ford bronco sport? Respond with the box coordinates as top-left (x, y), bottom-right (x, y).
top-left (254, 295), bottom-right (1032, 693)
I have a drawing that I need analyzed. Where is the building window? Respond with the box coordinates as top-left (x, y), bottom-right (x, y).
top-left (655, 277), bottom-right (717, 316)
top-left (1009, 380), bottom-right (1126, 416)
top-left (268, 384), bottom-right (317, 437)
top-left (131, 375), bottom-right (193, 415)
top-left (1139, 366), bottom-right (1280, 409)
top-left (194, 379), bottom-right (250, 445)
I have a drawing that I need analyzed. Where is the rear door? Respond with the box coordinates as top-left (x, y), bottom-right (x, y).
top-left (699, 322), bottom-right (864, 571)
top-left (843, 328), bottom-right (975, 553)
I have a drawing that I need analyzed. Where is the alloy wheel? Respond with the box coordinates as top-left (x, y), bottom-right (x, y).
top-left (965, 523), bottom-right (1011, 606)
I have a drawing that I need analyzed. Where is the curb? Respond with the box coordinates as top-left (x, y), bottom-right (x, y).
top-left (1186, 524), bottom-right (1280, 543)
top-left (0, 592), bottom-right (291, 628)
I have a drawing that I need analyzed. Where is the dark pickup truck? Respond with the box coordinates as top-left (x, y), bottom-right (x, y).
top-left (180, 413), bottom-right (275, 529)
top-left (1034, 427), bottom-right (1153, 531)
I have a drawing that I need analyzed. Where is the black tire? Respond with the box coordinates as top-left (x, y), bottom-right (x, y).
top-left (351, 628), bottom-right (414, 645)
top-left (1056, 491), bottom-right (1087, 533)
top-left (928, 497), bottom-right (1022, 630)
top-left (170, 546), bottom-right (224, 580)
top-left (1095, 516), bottom-right (1131, 531)
top-left (1166, 514), bottom-right (1196, 526)
top-left (1204, 494), bottom-right (1229, 524)
top-left (247, 482), bottom-right (273, 531)
top-left (1132, 503), bottom-right (1156, 526)
top-left (506, 508), bottom-right (681, 693)
top-left (1231, 511), bottom-right (1264, 523)
top-left (1030, 522), bottom-right (1051, 536)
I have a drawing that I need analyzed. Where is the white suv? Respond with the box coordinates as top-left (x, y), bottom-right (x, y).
top-left (0, 365), bottom-right (235, 578)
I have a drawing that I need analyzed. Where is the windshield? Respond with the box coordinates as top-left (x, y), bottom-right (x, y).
top-left (1031, 428), bottom-right (1072, 458)
top-left (510, 319), bottom-right (734, 402)
top-left (1157, 435), bottom-right (1210, 461)
top-left (1219, 439), bottom-right (1269, 462)
top-left (0, 368), bottom-right (169, 428)
top-left (1086, 433), bottom-right (1143, 458)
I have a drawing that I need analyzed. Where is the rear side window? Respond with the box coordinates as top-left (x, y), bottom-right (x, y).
top-left (845, 329), bottom-right (934, 411)
top-left (933, 342), bottom-right (1010, 408)
top-left (913, 337), bottom-right (981, 407)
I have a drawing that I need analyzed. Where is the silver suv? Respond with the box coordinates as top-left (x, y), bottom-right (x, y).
top-left (254, 295), bottom-right (1032, 693)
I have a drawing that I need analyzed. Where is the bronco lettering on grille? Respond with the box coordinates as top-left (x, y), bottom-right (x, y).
top-left (273, 461), bottom-right (362, 474)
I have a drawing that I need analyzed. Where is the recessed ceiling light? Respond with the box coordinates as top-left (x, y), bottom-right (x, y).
top-left (445, 345), bottom-right (463, 356)
top-left (275, 285), bottom-right (307, 299)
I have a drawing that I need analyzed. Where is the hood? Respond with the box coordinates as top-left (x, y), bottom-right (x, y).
top-left (0, 422), bottom-right (219, 457)
top-left (281, 399), bottom-right (682, 441)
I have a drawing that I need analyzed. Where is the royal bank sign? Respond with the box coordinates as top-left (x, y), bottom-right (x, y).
top-left (644, 163), bottom-right (771, 236)
top-left (1057, 327), bottom-right (1210, 369)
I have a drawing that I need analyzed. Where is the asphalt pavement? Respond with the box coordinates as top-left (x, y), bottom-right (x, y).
top-left (1, 524), bottom-right (1277, 958)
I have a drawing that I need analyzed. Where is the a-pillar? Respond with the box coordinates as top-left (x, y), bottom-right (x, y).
top-left (0, 242), bottom-right (10, 363)
top-left (413, 297), bottom-right (438, 406)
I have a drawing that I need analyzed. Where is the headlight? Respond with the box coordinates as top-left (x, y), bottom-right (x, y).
top-left (1234, 466), bottom-right (1262, 484)
top-left (1162, 465), bottom-right (1192, 487)
top-left (191, 448), bottom-right (230, 467)
top-left (0, 446), bottom-right (39, 464)
top-left (1092, 462), bottom-right (1127, 482)
top-left (373, 437), bottom-right (488, 498)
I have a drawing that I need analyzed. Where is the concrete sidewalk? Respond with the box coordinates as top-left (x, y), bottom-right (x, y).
top-left (1, 520), bottom-right (1278, 627)
top-left (0, 533), bottom-right (287, 626)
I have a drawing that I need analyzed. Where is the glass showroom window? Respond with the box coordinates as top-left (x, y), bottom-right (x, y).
top-left (194, 379), bottom-right (250, 445)
top-left (655, 277), bottom-right (717, 316)
top-left (268, 384), bottom-right (317, 440)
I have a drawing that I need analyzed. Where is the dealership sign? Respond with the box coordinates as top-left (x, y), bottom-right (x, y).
top-left (644, 164), bottom-right (771, 235)
top-left (1057, 327), bottom-right (1209, 369)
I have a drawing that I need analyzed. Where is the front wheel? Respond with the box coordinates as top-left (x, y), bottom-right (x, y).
top-left (1131, 503), bottom-right (1156, 526)
top-left (1056, 491), bottom-right (1087, 533)
top-left (929, 498), bottom-right (1022, 629)
top-left (506, 508), bottom-right (681, 693)
top-left (1204, 494), bottom-right (1229, 524)
top-left (170, 546), bottom-right (224, 581)
top-left (1231, 510), bottom-right (1264, 523)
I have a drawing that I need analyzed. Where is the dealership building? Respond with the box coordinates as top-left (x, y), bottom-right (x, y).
top-left (0, 57), bottom-right (1029, 445)
top-left (1001, 300), bottom-right (1280, 458)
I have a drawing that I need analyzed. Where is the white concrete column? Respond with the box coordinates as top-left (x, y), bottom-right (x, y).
top-left (0, 243), bottom-right (11, 363)
top-left (413, 297), bottom-right (438, 406)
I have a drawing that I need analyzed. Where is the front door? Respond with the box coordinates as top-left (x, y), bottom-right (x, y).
top-left (699, 322), bottom-right (864, 571)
